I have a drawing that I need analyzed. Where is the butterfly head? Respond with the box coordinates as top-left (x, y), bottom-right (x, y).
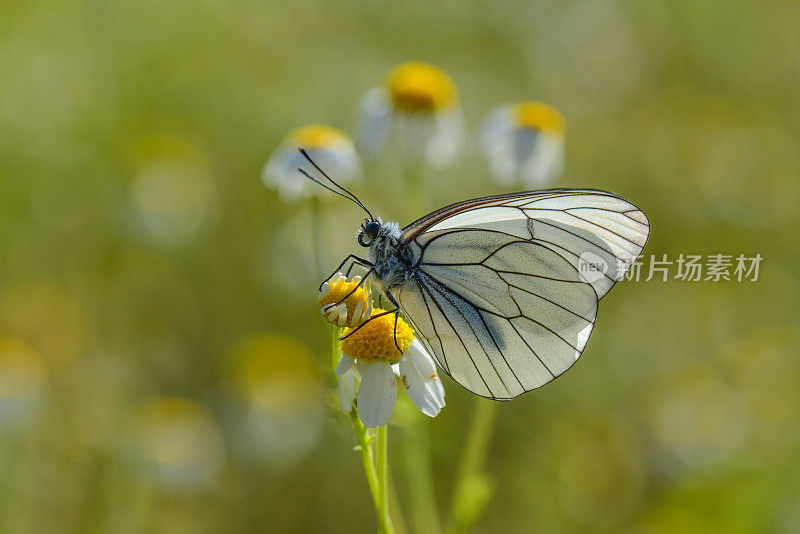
top-left (358, 219), bottom-right (382, 247)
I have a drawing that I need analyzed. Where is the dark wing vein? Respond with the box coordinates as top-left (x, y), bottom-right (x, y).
top-left (421, 273), bottom-right (512, 398)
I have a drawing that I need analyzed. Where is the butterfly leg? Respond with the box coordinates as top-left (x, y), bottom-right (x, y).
top-left (339, 307), bottom-right (399, 339)
top-left (383, 289), bottom-right (404, 353)
top-left (332, 267), bottom-right (374, 308)
top-left (320, 254), bottom-right (373, 290)
top-left (342, 287), bottom-right (401, 352)
top-left (344, 260), bottom-right (368, 280)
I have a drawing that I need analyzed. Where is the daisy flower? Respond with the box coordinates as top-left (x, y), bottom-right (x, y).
top-left (262, 124), bottom-right (361, 201)
top-left (358, 61), bottom-right (464, 168)
top-left (479, 101), bottom-right (566, 188)
top-left (317, 272), bottom-right (373, 328)
top-left (330, 306), bottom-right (445, 428)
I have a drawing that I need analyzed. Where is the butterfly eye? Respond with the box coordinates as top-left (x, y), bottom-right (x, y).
top-left (357, 221), bottom-right (381, 247)
top-left (365, 221), bottom-right (381, 240)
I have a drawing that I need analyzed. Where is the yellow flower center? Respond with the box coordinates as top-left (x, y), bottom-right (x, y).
top-left (386, 62), bottom-right (457, 114)
top-left (287, 124), bottom-right (349, 149)
top-left (318, 273), bottom-right (372, 327)
top-left (341, 308), bottom-right (414, 365)
top-left (511, 102), bottom-right (566, 133)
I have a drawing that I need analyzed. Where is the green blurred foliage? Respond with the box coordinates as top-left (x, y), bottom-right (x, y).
top-left (1, 0), bottom-right (799, 532)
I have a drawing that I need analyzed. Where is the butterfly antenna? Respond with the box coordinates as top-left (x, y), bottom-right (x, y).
top-left (297, 169), bottom-right (362, 204)
top-left (297, 166), bottom-right (373, 219)
top-left (298, 148), bottom-right (374, 220)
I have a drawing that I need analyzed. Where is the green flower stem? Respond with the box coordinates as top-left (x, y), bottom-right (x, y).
top-left (405, 418), bottom-right (442, 534)
top-left (310, 195), bottom-right (325, 281)
top-left (332, 327), bottom-right (396, 533)
top-left (403, 163), bottom-right (426, 221)
top-left (448, 400), bottom-right (498, 534)
top-left (349, 409), bottom-right (380, 509)
top-left (388, 475), bottom-right (409, 534)
top-left (456, 400), bottom-right (497, 489)
top-left (333, 327), bottom-right (378, 505)
top-left (376, 424), bottom-right (393, 534)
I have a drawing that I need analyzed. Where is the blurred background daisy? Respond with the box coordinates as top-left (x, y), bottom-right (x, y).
top-left (479, 101), bottom-right (566, 188)
top-left (262, 124), bottom-right (361, 201)
top-left (358, 61), bottom-right (465, 169)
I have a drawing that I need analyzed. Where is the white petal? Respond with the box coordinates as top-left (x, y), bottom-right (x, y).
top-left (338, 368), bottom-right (357, 413)
top-left (326, 307), bottom-right (340, 322)
top-left (409, 340), bottom-right (436, 375)
top-left (519, 131), bottom-right (564, 187)
top-left (357, 362), bottom-right (397, 428)
top-left (363, 294), bottom-right (372, 321)
top-left (357, 88), bottom-right (392, 159)
top-left (307, 142), bottom-right (361, 184)
top-left (478, 105), bottom-right (514, 151)
top-left (395, 113), bottom-right (433, 163)
top-left (335, 353), bottom-right (354, 376)
top-left (431, 370), bottom-right (445, 403)
top-left (399, 341), bottom-right (446, 417)
top-left (262, 146), bottom-right (313, 201)
top-left (479, 105), bottom-right (521, 187)
top-left (317, 282), bottom-right (331, 302)
top-left (326, 142), bottom-right (362, 182)
top-left (424, 109), bottom-right (464, 168)
top-left (355, 359), bottom-right (370, 376)
top-left (352, 301), bottom-right (364, 326)
top-left (337, 304), bottom-right (349, 327)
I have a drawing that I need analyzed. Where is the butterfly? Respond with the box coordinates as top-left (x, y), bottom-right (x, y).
top-left (299, 149), bottom-right (650, 400)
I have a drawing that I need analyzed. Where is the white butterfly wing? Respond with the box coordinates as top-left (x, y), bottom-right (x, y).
top-left (395, 189), bottom-right (649, 400)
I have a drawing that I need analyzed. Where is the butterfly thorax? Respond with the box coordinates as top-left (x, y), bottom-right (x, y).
top-left (367, 221), bottom-right (414, 289)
